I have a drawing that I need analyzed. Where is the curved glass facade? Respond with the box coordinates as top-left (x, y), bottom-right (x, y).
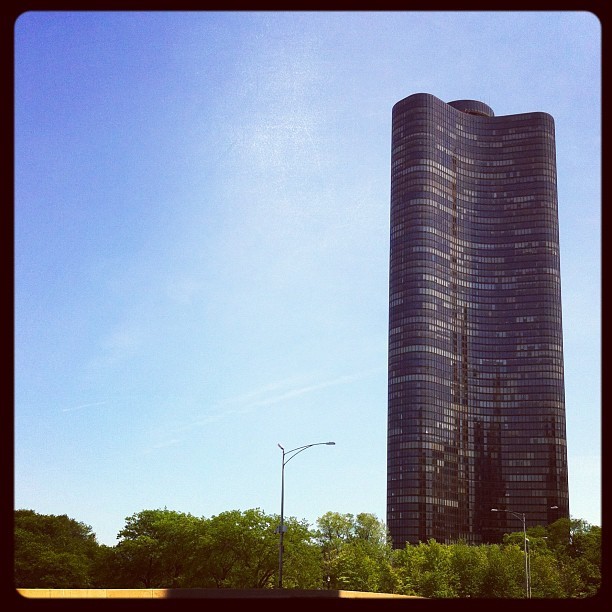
top-left (387, 93), bottom-right (569, 546)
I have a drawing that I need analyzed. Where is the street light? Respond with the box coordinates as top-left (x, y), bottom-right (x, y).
top-left (491, 508), bottom-right (530, 598)
top-left (525, 538), bottom-right (531, 598)
top-left (277, 441), bottom-right (335, 588)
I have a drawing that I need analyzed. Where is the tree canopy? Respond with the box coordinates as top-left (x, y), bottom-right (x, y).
top-left (14, 509), bottom-right (99, 588)
top-left (14, 507), bottom-right (601, 598)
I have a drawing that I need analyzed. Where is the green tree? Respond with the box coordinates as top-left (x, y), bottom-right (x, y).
top-left (528, 547), bottom-right (565, 598)
top-left (315, 511), bottom-right (356, 589)
top-left (16, 506), bottom-right (601, 597)
top-left (567, 523), bottom-right (601, 597)
top-left (409, 540), bottom-right (458, 598)
top-left (89, 544), bottom-right (125, 588)
top-left (544, 518), bottom-right (601, 597)
top-left (341, 513), bottom-right (396, 593)
top-left (354, 512), bottom-right (389, 545)
top-left (112, 508), bottom-right (202, 587)
top-left (479, 543), bottom-right (525, 598)
top-left (391, 544), bottom-right (419, 596)
top-left (314, 512), bottom-right (395, 592)
top-left (274, 515), bottom-right (321, 589)
top-left (188, 508), bottom-right (317, 589)
top-left (14, 509), bottom-right (100, 588)
top-left (316, 511), bottom-right (355, 544)
top-left (449, 540), bottom-right (488, 597)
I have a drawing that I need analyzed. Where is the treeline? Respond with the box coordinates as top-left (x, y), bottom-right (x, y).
top-left (14, 508), bottom-right (600, 598)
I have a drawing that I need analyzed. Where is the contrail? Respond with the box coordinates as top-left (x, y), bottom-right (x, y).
top-left (62, 401), bottom-right (107, 413)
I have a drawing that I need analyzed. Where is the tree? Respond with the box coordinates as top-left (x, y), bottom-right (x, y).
top-left (544, 518), bottom-right (602, 597)
top-left (315, 512), bottom-right (396, 593)
top-left (399, 540), bottom-right (459, 598)
top-left (528, 548), bottom-right (565, 598)
top-left (14, 509), bottom-right (100, 588)
top-left (479, 543), bottom-right (525, 598)
top-left (333, 535), bottom-right (397, 593)
top-left (315, 511), bottom-right (356, 589)
top-left (316, 512), bottom-right (355, 545)
top-left (16, 507), bottom-right (601, 597)
top-left (90, 544), bottom-right (125, 588)
top-left (273, 515), bottom-right (322, 589)
top-left (448, 540), bottom-right (488, 597)
top-left (193, 508), bottom-right (278, 588)
top-left (187, 508), bottom-right (318, 589)
top-left (354, 512), bottom-right (389, 546)
top-left (112, 508), bottom-right (202, 587)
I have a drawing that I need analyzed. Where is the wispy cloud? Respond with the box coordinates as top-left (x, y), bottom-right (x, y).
top-left (217, 375), bottom-right (308, 407)
top-left (62, 401), bottom-right (107, 413)
top-left (141, 438), bottom-right (181, 455)
top-left (187, 367), bottom-right (385, 427)
top-left (145, 367), bottom-right (385, 440)
top-left (245, 370), bottom-right (379, 409)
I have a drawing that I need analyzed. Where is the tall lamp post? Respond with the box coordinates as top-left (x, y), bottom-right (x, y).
top-left (491, 508), bottom-right (530, 598)
top-left (277, 441), bottom-right (335, 588)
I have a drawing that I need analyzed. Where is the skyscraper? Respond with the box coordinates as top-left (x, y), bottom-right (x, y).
top-left (387, 93), bottom-right (569, 547)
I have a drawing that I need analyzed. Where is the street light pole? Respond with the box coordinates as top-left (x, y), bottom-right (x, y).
top-left (526, 537), bottom-right (531, 598)
top-left (277, 441), bottom-right (335, 588)
top-left (491, 508), bottom-right (530, 598)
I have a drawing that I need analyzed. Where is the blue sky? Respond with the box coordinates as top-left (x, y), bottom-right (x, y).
top-left (14, 11), bottom-right (600, 546)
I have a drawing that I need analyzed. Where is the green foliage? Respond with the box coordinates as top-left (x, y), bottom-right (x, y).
top-left (416, 541), bottom-right (458, 597)
top-left (551, 519), bottom-right (600, 597)
top-left (480, 543), bottom-right (525, 598)
top-left (314, 512), bottom-right (395, 592)
top-left (449, 540), bottom-right (488, 597)
top-left (529, 551), bottom-right (565, 598)
top-left (14, 509), bottom-right (100, 588)
top-left (188, 508), bottom-right (278, 588)
top-left (276, 515), bottom-right (322, 589)
top-left (14, 508), bottom-right (601, 598)
top-left (394, 540), bottom-right (483, 598)
top-left (111, 508), bottom-right (202, 588)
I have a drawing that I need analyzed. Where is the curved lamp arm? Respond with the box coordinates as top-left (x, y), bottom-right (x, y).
top-left (277, 440), bottom-right (335, 588)
top-left (281, 442), bottom-right (335, 466)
